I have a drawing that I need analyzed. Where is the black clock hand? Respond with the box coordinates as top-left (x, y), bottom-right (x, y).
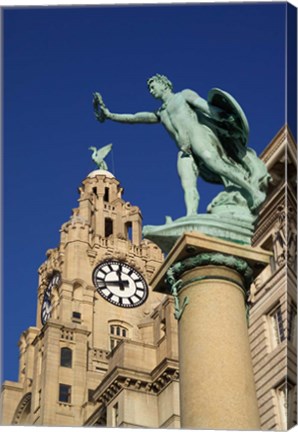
top-left (107, 280), bottom-right (130, 287)
top-left (116, 265), bottom-right (126, 291)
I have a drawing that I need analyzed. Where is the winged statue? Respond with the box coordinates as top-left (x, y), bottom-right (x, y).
top-left (92, 74), bottom-right (271, 219)
top-left (89, 143), bottom-right (112, 170)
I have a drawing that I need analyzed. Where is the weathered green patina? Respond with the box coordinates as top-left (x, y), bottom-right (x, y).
top-left (165, 252), bottom-right (253, 321)
top-left (165, 252), bottom-right (253, 290)
top-left (165, 276), bottom-right (189, 321)
top-left (142, 213), bottom-right (254, 252)
top-left (89, 143), bottom-right (112, 170)
top-left (93, 74), bottom-right (271, 246)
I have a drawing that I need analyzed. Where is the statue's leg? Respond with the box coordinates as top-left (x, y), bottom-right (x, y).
top-left (189, 128), bottom-right (263, 210)
top-left (199, 148), bottom-right (264, 209)
top-left (177, 151), bottom-right (199, 216)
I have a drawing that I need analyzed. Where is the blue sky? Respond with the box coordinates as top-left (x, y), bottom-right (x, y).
top-left (2, 2), bottom-right (289, 382)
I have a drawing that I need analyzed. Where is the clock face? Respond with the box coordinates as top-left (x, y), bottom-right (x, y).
top-left (93, 260), bottom-right (148, 308)
top-left (41, 272), bottom-right (61, 325)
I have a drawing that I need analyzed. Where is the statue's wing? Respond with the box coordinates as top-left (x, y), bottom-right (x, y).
top-left (193, 88), bottom-right (250, 166)
top-left (96, 143), bottom-right (113, 161)
top-left (207, 88), bottom-right (249, 147)
top-left (191, 89), bottom-right (250, 183)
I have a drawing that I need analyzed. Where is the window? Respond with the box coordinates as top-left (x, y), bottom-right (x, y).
top-left (92, 187), bottom-right (98, 196)
top-left (105, 218), bottom-right (113, 237)
top-left (59, 384), bottom-right (71, 403)
top-left (125, 222), bottom-right (132, 241)
top-left (60, 347), bottom-right (72, 368)
top-left (109, 324), bottom-right (128, 351)
top-left (160, 317), bottom-right (166, 337)
top-left (88, 389), bottom-right (95, 403)
top-left (269, 304), bottom-right (285, 348)
top-left (104, 187), bottom-right (109, 202)
top-left (112, 402), bottom-right (119, 426)
top-left (288, 303), bottom-right (297, 345)
top-left (72, 311), bottom-right (81, 322)
top-left (275, 382), bottom-right (296, 429)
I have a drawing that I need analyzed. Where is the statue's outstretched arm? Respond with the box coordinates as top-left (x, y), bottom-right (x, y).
top-left (107, 111), bottom-right (159, 124)
top-left (93, 92), bottom-right (159, 124)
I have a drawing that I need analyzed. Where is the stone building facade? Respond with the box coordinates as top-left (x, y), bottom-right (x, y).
top-left (1, 126), bottom-right (296, 429)
top-left (249, 126), bottom-right (297, 429)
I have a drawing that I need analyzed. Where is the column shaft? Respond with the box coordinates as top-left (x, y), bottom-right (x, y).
top-left (178, 265), bottom-right (260, 430)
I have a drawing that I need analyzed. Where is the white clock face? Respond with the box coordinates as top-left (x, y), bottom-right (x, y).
top-left (93, 260), bottom-right (148, 308)
top-left (41, 272), bottom-right (61, 325)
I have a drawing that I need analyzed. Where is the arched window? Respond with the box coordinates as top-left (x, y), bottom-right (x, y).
top-left (109, 324), bottom-right (128, 351)
top-left (60, 347), bottom-right (72, 368)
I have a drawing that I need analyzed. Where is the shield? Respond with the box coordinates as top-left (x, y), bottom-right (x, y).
top-left (207, 88), bottom-right (250, 147)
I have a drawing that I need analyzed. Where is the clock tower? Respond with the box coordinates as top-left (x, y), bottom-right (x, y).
top-left (1, 167), bottom-right (181, 427)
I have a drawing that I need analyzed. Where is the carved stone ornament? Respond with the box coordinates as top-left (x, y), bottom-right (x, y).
top-left (166, 252), bottom-right (253, 291)
top-left (273, 205), bottom-right (297, 270)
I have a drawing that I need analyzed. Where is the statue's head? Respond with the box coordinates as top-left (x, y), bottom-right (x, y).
top-left (147, 74), bottom-right (173, 92)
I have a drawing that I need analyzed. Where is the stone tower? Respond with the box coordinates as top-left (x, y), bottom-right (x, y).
top-left (1, 168), bottom-right (176, 426)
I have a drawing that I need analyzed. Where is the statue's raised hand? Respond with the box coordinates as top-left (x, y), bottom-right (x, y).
top-left (93, 92), bottom-right (110, 123)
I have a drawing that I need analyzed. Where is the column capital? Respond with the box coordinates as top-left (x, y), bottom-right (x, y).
top-left (152, 231), bottom-right (272, 295)
top-left (166, 252), bottom-right (253, 289)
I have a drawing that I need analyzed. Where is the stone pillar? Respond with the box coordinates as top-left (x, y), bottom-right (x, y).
top-left (177, 263), bottom-right (259, 429)
top-left (151, 232), bottom-right (272, 430)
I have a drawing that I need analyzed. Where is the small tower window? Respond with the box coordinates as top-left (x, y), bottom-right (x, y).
top-left (92, 187), bottom-right (98, 196)
top-left (59, 384), bottom-right (71, 403)
top-left (105, 218), bottom-right (113, 237)
top-left (72, 311), bottom-right (81, 322)
top-left (104, 187), bottom-right (110, 202)
top-left (109, 324), bottom-right (128, 351)
top-left (60, 347), bottom-right (72, 368)
top-left (125, 222), bottom-right (132, 241)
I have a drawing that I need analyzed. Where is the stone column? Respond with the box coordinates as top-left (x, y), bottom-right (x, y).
top-left (151, 232), bottom-right (271, 430)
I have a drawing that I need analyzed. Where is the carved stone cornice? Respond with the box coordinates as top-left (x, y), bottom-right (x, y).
top-left (92, 363), bottom-right (179, 405)
top-left (260, 127), bottom-right (286, 163)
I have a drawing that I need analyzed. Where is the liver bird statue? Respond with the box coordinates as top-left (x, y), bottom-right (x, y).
top-left (89, 143), bottom-right (112, 170)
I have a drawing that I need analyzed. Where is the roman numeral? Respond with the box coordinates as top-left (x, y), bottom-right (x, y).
top-left (100, 266), bottom-right (109, 274)
top-left (133, 278), bottom-right (141, 284)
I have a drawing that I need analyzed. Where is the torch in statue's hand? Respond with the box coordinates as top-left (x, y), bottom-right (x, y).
top-left (93, 92), bottom-right (110, 123)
